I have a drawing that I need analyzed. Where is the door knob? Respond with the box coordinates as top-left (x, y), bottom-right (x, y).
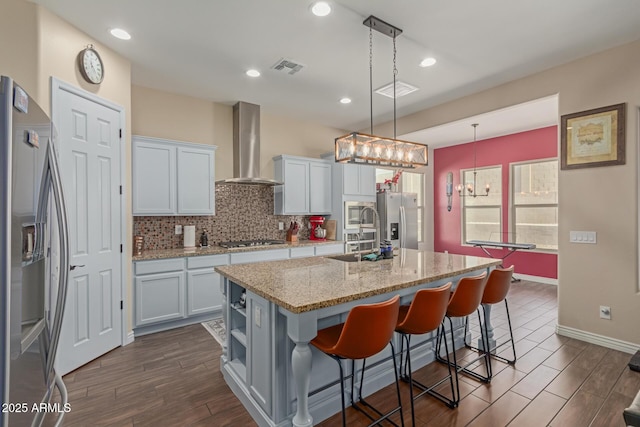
top-left (70, 265), bottom-right (85, 270)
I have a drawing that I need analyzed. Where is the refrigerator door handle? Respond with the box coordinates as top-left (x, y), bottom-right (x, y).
top-left (399, 206), bottom-right (406, 249)
top-left (43, 140), bottom-right (70, 387)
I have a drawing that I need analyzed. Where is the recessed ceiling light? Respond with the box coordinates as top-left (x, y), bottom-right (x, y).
top-left (311, 1), bottom-right (331, 17)
top-left (340, 97), bottom-right (351, 104)
top-left (110, 28), bottom-right (131, 40)
top-left (246, 69), bottom-right (261, 77)
top-left (419, 57), bottom-right (437, 67)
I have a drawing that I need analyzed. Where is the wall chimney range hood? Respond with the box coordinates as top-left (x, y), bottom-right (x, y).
top-left (217, 101), bottom-right (283, 186)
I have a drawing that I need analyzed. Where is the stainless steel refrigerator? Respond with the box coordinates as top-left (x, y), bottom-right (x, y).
top-left (1, 76), bottom-right (70, 427)
top-left (377, 192), bottom-right (419, 250)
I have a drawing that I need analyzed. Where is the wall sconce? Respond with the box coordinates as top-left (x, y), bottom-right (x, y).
top-left (446, 171), bottom-right (453, 211)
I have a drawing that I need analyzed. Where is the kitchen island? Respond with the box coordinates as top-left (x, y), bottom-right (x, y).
top-left (215, 250), bottom-right (500, 427)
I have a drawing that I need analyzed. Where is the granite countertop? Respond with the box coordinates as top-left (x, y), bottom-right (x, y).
top-left (132, 239), bottom-right (344, 261)
top-left (215, 250), bottom-right (501, 314)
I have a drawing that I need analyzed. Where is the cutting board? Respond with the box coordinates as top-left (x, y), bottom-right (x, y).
top-left (325, 219), bottom-right (337, 240)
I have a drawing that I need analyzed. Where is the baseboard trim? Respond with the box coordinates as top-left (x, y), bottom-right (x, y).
top-left (514, 273), bottom-right (558, 285)
top-left (556, 324), bottom-right (640, 354)
top-left (133, 311), bottom-right (220, 337)
top-left (124, 331), bottom-right (135, 346)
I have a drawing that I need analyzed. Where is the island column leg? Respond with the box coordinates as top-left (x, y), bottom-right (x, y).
top-left (220, 278), bottom-right (228, 356)
top-left (286, 311), bottom-right (318, 427)
top-left (478, 303), bottom-right (497, 352)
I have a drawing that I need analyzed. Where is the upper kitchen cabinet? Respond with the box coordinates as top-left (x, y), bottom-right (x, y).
top-left (342, 163), bottom-right (376, 197)
top-left (273, 155), bottom-right (331, 215)
top-left (132, 136), bottom-right (216, 216)
top-left (177, 145), bottom-right (215, 214)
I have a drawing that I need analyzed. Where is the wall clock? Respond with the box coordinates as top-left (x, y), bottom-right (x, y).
top-left (78, 44), bottom-right (104, 84)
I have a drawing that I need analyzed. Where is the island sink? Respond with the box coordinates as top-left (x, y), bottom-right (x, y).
top-left (325, 253), bottom-right (363, 262)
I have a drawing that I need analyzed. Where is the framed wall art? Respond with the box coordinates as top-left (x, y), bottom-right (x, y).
top-left (560, 103), bottom-right (626, 170)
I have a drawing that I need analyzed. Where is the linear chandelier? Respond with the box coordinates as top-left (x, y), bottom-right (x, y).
top-left (334, 16), bottom-right (428, 169)
top-left (457, 123), bottom-right (490, 197)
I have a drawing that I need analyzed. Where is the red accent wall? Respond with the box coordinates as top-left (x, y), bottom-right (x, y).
top-left (433, 126), bottom-right (558, 279)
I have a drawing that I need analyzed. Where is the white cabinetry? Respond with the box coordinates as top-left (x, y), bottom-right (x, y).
top-left (314, 242), bottom-right (344, 256)
top-left (177, 145), bottom-right (216, 215)
top-left (133, 244), bottom-right (343, 334)
top-left (273, 155), bottom-right (331, 215)
top-left (343, 163), bottom-right (376, 197)
top-left (309, 161), bottom-right (332, 213)
top-left (134, 254), bottom-right (228, 331)
top-left (132, 139), bottom-right (176, 215)
top-left (132, 136), bottom-right (216, 216)
top-left (134, 259), bottom-right (186, 326)
top-left (230, 248), bottom-right (290, 265)
top-left (186, 255), bottom-right (228, 316)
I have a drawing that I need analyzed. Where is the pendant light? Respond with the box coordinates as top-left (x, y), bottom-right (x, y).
top-left (457, 123), bottom-right (490, 197)
top-left (334, 16), bottom-right (428, 168)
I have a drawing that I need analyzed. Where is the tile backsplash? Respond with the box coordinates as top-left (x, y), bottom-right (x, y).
top-left (133, 183), bottom-right (312, 250)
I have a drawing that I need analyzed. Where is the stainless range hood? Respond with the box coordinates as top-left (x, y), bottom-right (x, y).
top-left (217, 101), bottom-right (283, 186)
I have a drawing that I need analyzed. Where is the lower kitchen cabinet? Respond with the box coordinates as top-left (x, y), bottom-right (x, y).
top-left (134, 254), bottom-right (228, 332)
top-left (230, 248), bottom-right (290, 265)
top-left (135, 270), bottom-right (186, 326)
top-left (186, 269), bottom-right (221, 316)
top-left (314, 242), bottom-right (344, 256)
top-left (133, 244), bottom-right (343, 335)
top-left (186, 255), bottom-right (228, 316)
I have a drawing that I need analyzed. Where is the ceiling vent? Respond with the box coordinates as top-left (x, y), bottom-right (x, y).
top-left (375, 80), bottom-right (419, 98)
top-left (271, 58), bottom-right (305, 75)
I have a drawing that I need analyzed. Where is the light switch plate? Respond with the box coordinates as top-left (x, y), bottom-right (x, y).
top-left (175, 225), bottom-right (182, 235)
top-left (570, 231), bottom-right (596, 244)
top-left (255, 306), bottom-right (261, 328)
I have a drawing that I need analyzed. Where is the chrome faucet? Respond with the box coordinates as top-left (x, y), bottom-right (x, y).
top-left (359, 206), bottom-right (380, 254)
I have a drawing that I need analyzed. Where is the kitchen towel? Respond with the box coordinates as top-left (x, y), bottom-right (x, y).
top-left (184, 225), bottom-right (196, 248)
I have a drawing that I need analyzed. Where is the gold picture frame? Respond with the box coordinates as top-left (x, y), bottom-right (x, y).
top-left (561, 103), bottom-right (626, 170)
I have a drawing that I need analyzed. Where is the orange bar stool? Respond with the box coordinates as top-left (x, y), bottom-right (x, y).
top-left (311, 295), bottom-right (404, 427)
top-left (395, 282), bottom-right (454, 425)
top-left (464, 265), bottom-right (517, 364)
top-left (435, 272), bottom-right (490, 407)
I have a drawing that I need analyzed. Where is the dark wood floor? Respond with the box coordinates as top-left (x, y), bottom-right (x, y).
top-left (51, 280), bottom-right (639, 426)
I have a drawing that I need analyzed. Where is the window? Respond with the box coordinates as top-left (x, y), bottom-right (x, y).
top-left (511, 159), bottom-right (558, 250)
top-left (461, 166), bottom-right (502, 243)
top-left (376, 168), bottom-right (424, 243)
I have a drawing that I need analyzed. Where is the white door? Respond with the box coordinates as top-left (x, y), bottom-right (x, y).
top-left (54, 84), bottom-right (122, 375)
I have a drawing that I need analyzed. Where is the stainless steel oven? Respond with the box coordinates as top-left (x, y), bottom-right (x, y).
top-left (344, 201), bottom-right (376, 229)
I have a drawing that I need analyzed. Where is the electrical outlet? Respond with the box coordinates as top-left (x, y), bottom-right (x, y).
top-left (600, 305), bottom-right (611, 320)
top-left (255, 306), bottom-right (261, 328)
top-left (175, 225), bottom-right (182, 235)
top-left (278, 222), bottom-right (284, 231)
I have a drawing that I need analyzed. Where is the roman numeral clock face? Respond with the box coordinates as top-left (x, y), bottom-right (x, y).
top-left (78, 46), bottom-right (104, 84)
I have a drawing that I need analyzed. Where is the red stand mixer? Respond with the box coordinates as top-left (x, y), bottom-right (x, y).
top-left (309, 216), bottom-right (326, 241)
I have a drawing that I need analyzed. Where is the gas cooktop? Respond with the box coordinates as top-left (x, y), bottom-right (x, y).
top-left (218, 239), bottom-right (285, 249)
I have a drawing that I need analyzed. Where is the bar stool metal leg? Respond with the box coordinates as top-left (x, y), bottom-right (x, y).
top-left (353, 342), bottom-right (404, 427)
top-left (401, 323), bottom-right (457, 418)
top-left (436, 313), bottom-right (492, 401)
